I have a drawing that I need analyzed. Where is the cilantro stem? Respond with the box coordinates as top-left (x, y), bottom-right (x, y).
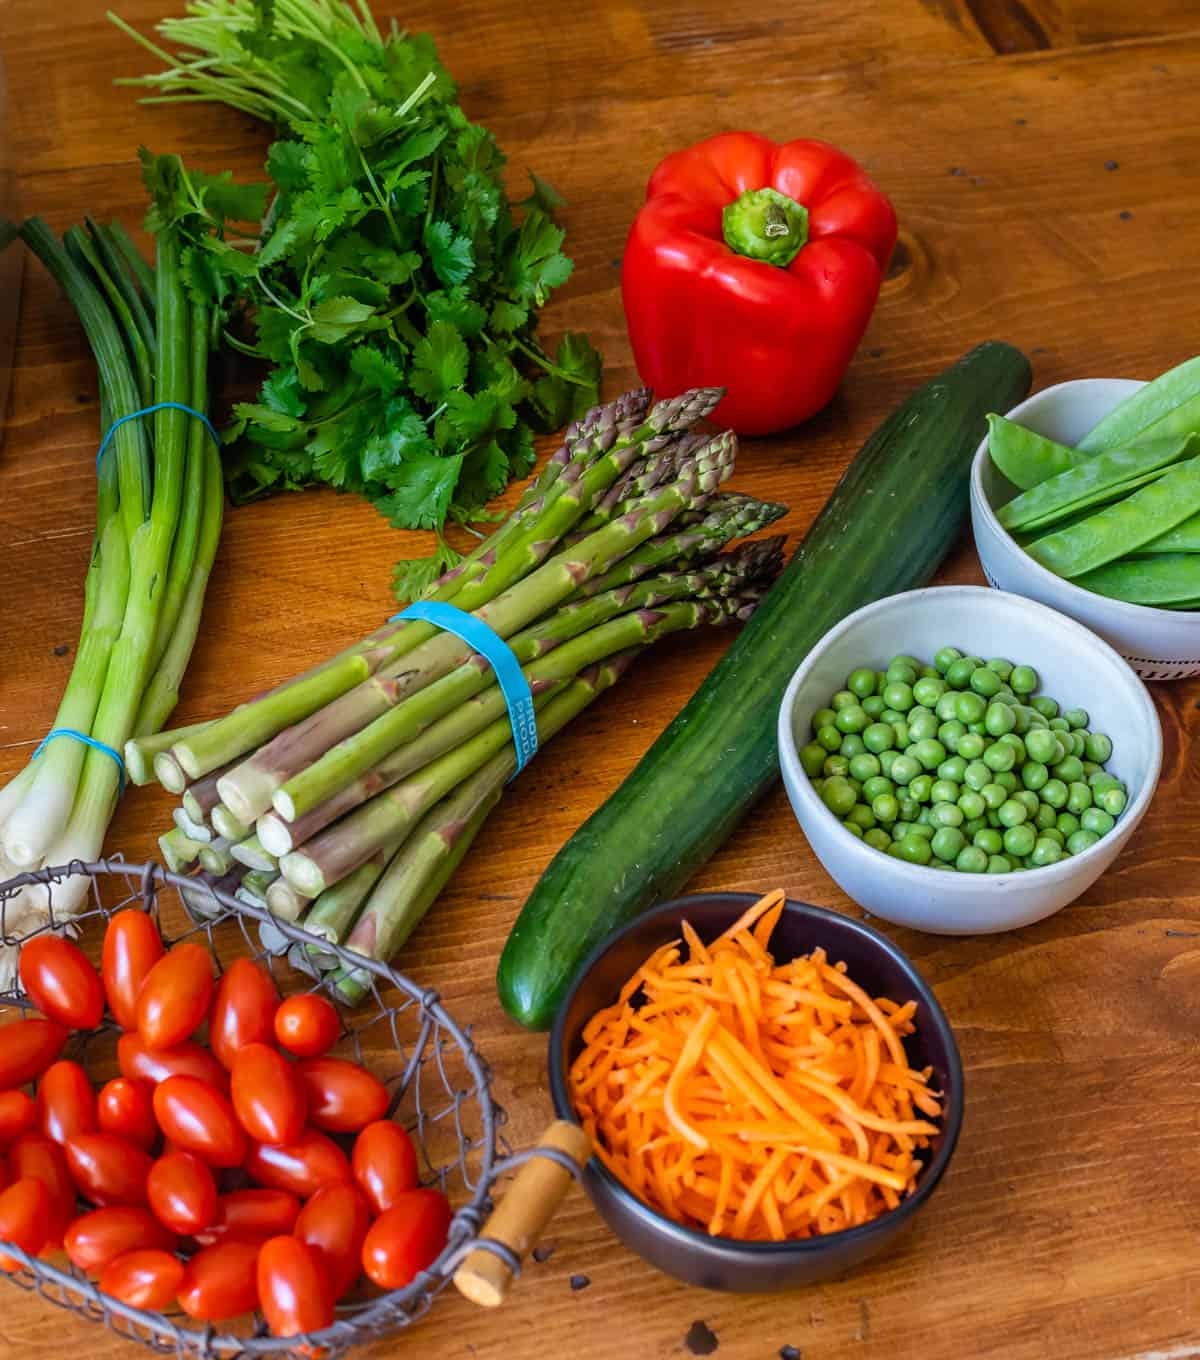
top-left (511, 335), bottom-right (592, 388)
top-left (256, 275), bottom-right (310, 327)
top-left (424, 154), bottom-right (440, 228)
top-left (356, 147), bottom-right (406, 252)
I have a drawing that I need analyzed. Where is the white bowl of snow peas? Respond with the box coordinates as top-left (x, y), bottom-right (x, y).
top-left (971, 368), bottom-right (1200, 680)
top-left (777, 587), bottom-right (1161, 935)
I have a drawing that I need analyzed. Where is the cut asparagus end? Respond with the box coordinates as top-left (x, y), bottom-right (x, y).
top-left (229, 834), bottom-right (279, 874)
top-left (211, 803), bottom-right (251, 842)
top-left (156, 749), bottom-right (190, 793)
top-left (256, 812), bottom-right (295, 858)
top-left (173, 806), bottom-right (212, 843)
top-left (279, 851), bottom-right (325, 898)
top-left (265, 876), bottom-right (313, 923)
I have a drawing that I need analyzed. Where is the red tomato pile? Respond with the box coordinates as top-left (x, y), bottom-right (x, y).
top-left (0, 916), bottom-right (452, 1337)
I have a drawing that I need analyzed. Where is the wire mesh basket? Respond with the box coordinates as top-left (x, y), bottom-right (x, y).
top-left (0, 859), bottom-right (588, 1358)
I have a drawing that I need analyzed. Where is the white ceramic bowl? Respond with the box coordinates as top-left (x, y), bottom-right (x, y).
top-left (971, 378), bottom-right (1200, 681)
top-left (777, 587), bottom-right (1162, 935)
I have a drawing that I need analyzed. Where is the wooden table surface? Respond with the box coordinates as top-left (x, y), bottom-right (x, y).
top-left (3, 1), bottom-right (1200, 1357)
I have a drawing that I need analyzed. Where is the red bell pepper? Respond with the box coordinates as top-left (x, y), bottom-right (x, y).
top-left (621, 132), bottom-right (897, 436)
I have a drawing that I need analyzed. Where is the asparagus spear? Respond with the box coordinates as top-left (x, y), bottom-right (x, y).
top-left (265, 876), bottom-right (312, 923)
top-left (159, 825), bottom-right (203, 872)
top-left (181, 762), bottom-right (233, 824)
top-left (211, 803), bottom-right (251, 842)
top-left (229, 833), bottom-right (278, 873)
top-left (125, 720), bottom-right (211, 786)
top-left (173, 807), bottom-right (212, 842)
top-left (198, 837), bottom-right (235, 875)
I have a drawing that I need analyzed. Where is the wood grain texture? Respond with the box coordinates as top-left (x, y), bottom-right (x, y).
top-left (2, 1), bottom-right (1199, 1357)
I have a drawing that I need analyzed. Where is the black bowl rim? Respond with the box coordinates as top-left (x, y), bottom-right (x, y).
top-left (548, 891), bottom-right (965, 1259)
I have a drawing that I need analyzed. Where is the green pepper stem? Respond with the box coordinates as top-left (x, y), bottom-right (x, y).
top-left (722, 187), bottom-right (809, 268)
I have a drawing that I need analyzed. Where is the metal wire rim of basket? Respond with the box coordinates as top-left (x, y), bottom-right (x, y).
top-left (0, 858), bottom-right (519, 1359)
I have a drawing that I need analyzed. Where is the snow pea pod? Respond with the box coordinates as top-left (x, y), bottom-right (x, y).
top-left (987, 415), bottom-right (1086, 491)
top-left (1139, 509), bottom-right (1200, 553)
top-left (1078, 356), bottom-right (1200, 452)
top-left (1074, 552), bottom-right (1200, 605)
top-left (997, 434), bottom-right (1197, 532)
top-left (1026, 457), bottom-right (1200, 578)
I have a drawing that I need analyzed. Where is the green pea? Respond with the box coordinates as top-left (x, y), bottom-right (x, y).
top-left (907, 710), bottom-right (940, 743)
top-left (993, 685), bottom-right (1017, 704)
top-left (996, 731), bottom-right (1025, 760)
top-left (962, 760), bottom-right (991, 792)
top-left (897, 797), bottom-right (921, 823)
top-left (996, 798), bottom-right (1028, 828)
top-left (862, 775), bottom-right (894, 802)
top-left (963, 816), bottom-right (988, 836)
top-left (1031, 695), bottom-right (1059, 719)
top-left (937, 756), bottom-right (967, 784)
top-left (844, 821), bottom-right (864, 839)
top-left (1010, 664), bottom-right (1039, 695)
top-left (847, 803), bottom-right (877, 831)
top-left (847, 667), bottom-right (878, 698)
top-left (1081, 759), bottom-right (1101, 777)
top-left (910, 677), bottom-right (943, 709)
top-left (938, 720), bottom-right (966, 753)
top-left (931, 827), bottom-right (966, 862)
top-left (864, 827), bottom-right (892, 852)
top-left (1048, 716), bottom-right (1071, 734)
top-left (872, 793), bottom-right (900, 824)
top-left (1067, 730), bottom-right (1087, 758)
top-left (1051, 755), bottom-right (1083, 785)
top-left (956, 732), bottom-right (985, 760)
top-left (944, 657), bottom-right (977, 689)
top-left (930, 801), bottom-right (964, 829)
top-left (901, 821), bottom-right (934, 841)
top-left (841, 734), bottom-right (866, 758)
top-left (1098, 786), bottom-right (1127, 816)
top-left (813, 707), bottom-right (838, 733)
top-left (914, 739), bottom-right (947, 772)
top-left (1085, 732), bottom-right (1113, 763)
top-left (1003, 823), bottom-right (1037, 857)
top-left (823, 755), bottom-right (849, 778)
top-left (1023, 729), bottom-right (1056, 765)
top-left (934, 645), bottom-right (963, 674)
top-left (908, 773), bottom-right (935, 803)
top-left (890, 754), bottom-right (921, 787)
top-left (1081, 806), bottom-right (1115, 835)
top-left (811, 777), bottom-right (824, 794)
top-left (816, 725), bottom-right (841, 753)
top-left (930, 696), bottom-right (957, 728)
top-left (892, 653), bottom-right (924, 671)
top-left (1030, 836), bottom-right (1062, 866)
top-left (970, 667), bottom-right (1003, 699)
top-left (995, 770), bottom-right (1019, 793)
top-left (930, 778), bottom-right (959, 805)
top-left (1010, 704), bottom-right (1033, 734)
top-left (831, 690), bottom-right (859, 711)
top-left (1061, 706), bottom-right (1088, 730)
top-left (1064, 781), bottom-right (1092, 815)
top-left (978, 782), bottom-right (1006, 812)
top-left (974, 828), bottom-right (1004, 855)
top-left (822, 778), bottom-right (857, 816)
top-left (879, 708), bottom-right (904, 724)
top-left (1089, 772), bottom-right (1122, 792)
top-left (957, 790), bottom-right (986, 820)
top-left (982, 742), bottom-right (1016, 774)
top-left (956, 845), bottom-right (988, 873)
top-left (895, 835), bottom-right (933, 864)
top-left (1040, 827), bottom-right (1065, 848)
top-left (987, 854), bottom-right (1013, 873)
top-left (917, 807), bottom-right (934, 826)
top-left (881, 682), bottom-right (915, 713)
top-left (864, 722), bottom-right (896, 755)
top-left (862, 695), bottom-right (886, 719)
top-left (892, 721), bottom-right (911, 748)
top-left (1018, 760), bottom-right (1046, 792)
top-left (878, 749), bottom-right (900, 777)
top-left (886, 664), bottom-right (918, 691)
top-left (953, 691), bottom-right (985, 725)
top-left (800, 743), bottom-right (826, 777)
top-left (986, 657), bottom-right (1014, 680)
top-left (1035, 803), bottom-right (1058, 831)
top-left (1056, 812), bottom-right (1081, 838)
top-left (835, 705), bottom-right (870, 734)
top-left (1040, 778), bottom-right (1068, 810)
top-left (1067, 828), bottom-right (1100, 855)
top-left (847, 777), bottom-right (864, 797)
top-left (849, 753), bottom-right (881, 782)
top-left (984, 702), bottom-right (1016, 736)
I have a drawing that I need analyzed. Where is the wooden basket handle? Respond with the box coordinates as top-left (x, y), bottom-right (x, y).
top-left (453, 1119), bottom-right (593, 1308)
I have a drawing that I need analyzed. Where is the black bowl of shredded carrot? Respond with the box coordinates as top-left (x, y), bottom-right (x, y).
top-left (549, 890), bottom-right (963, 1291)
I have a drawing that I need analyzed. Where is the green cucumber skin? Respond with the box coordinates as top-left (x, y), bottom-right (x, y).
top-left (498, 343), bottom-right (1033, 1030)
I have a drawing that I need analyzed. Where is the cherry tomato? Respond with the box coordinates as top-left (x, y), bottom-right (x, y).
top-left (153, 1077), bottom-right (246, 1169)
top-left (351, 1120), bottom-right (419, 1215)
top-left (361, 1189), bottom-right (451, 1289)
top-left (0, 1178), bottom-right (49, 1271)
top-left (118, 1033), bottom-right (229, 1092)
top-left (146, 1151), bottom-right (218, 1235)
top-left (208, 959), bottom-right (279, 1070)
top-left (296, 1058), bottom-right (388, 1134)
top-left (178, 1240), bottom-right (261, 1321)
top-left (99, 1248), bottom-right (185, 1310)
top-left (274, 994), bottom-right (340, 1059)
top-left (294, 1182), bottom-right (371, 1299)
top-left (64, 1205), bottom-right (175, 1272)
top-left (19, 934), bottom-right (104, 1030)
top-left (257, 1236), bottom-right (333, 1338)
top-left (0, 1019), bottom-right (68, 1089)
top-left (37, 1060), bottom-right (96, 1145)
top-left (102, 910), bottom-right (165, 1031)
top-left (65, 1132), bottom-right (153, 1206)
top-left (230, 1043), bottom-right (306, 1146)
top-left (137, 943), bottom-right (214, 1050)
top-left (244, 1129), bottom-right (352, 1199)
top-left (0, 1091), bottom-right (36, 1146)
top-left (195, 1187), bottom-right (301, 1245)
top-left (8, 1132), bottom-right (75, 1244)
top-left (96, 1078), bottom-right (158, 1151)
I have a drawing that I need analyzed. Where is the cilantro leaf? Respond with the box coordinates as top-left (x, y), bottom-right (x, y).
top-left (424, 220), bottom-right (474, 287)
top-left (425, 287), bottom-right (487, 338)
top-left (392, 533), bottom-right (463, 604)
top-left (376, 452), bottom-right (463, 530)
top-left (307, 295), bottom-right (382, 343)
top-left (410, 320), bottom-right (469, 402)
top-left (261, 366), bottom-right (306, 418)
top-left (266, 139), bottom-right (309, 191)
top-left (521, 171), bottom-right (566, 214)
top-left (361, 406), bottom-right (435, 482)
top-left (350, 343), bottom-right (406, 396)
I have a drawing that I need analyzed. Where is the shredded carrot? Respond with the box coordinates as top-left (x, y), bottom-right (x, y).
top-left (568, 889), bottom-right (942, 1242)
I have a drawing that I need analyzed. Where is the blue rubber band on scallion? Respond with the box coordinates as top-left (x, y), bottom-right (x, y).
top-left (96, 402), bottom-right (222, 473)
top-left (31, 728), bottom-right (126, 797)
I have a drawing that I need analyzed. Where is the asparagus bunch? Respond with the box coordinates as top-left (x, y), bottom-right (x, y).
top-left (137, 386), bottom-right (788, 1000)
top-left (0, 209), bottom-right (222, 977)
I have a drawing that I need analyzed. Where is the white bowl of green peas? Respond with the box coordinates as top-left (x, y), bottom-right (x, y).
top-left (971, 374), bottom-right (1200, 680)
top-left (777, 586), bottom-right (1162, 935)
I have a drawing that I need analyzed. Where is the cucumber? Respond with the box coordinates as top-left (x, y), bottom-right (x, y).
top-left (497, 343), bottom-right (1033, 1029)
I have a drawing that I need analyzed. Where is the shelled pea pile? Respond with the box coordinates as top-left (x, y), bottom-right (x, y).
top-left (799, 647), bottom-right (1126, 872)
top-left (130, 386), bottom-right (788, 998)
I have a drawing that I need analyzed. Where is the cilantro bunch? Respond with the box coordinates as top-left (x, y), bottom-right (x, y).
top-left (115, 0), bottom-right (601, 597)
